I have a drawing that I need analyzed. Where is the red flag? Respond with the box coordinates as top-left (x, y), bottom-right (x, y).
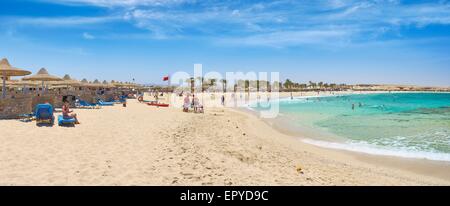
top-left (163, 76), bottom-right (169, 81)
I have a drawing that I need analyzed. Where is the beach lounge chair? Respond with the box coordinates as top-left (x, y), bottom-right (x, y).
top-left (18, 113), bottom-right (35, 122)
top-left (97, 100), bottom-right (114, 106)
top-left (78, 100), bottom-right (99, 109)
top-left (58, 115), bottom-right (76, 126)
top-left (35, 104), bottom-right (54, 125)
top-left (120, 96), bottom-right (127, 103)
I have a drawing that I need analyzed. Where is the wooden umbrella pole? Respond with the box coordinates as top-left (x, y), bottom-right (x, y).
top-left (2, 71), bottom-right (6, 98)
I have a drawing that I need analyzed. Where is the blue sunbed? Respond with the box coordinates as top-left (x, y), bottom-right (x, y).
top-left (97, 100), bottom-right (114, 106)
top-left (35, 104), bottom-right (54, 124)
top-left (58, 115), bottom-right (76, 126)
top-left (18, 113), bottom-right (35, 122)
top-left (79, 100), bottom-right (97, 108)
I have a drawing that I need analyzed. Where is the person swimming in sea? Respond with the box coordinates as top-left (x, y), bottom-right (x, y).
top-left (352, 103), bottom-right (355, 110)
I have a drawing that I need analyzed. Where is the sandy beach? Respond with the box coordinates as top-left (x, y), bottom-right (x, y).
top-left (3, 0), bottom-right (450, 189)
top-left (1, 96), bottom-right (449, 186)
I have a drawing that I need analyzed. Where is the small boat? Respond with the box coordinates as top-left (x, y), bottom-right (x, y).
top-left (147, 102), bottom-right (170, 107)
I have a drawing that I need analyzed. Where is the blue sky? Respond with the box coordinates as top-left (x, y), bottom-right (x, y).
top-left (0, 0), bottom-right (449, 86)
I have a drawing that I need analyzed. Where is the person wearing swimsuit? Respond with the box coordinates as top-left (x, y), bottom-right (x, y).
top-left (62, 100), bottom-right (80, 124)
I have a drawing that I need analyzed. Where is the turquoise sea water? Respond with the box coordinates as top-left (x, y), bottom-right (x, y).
top-left (251, 93), bottom-right (450, 161)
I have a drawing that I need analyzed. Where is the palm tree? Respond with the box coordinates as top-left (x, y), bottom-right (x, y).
top-left (330, 83), bottom-right (336, 90)
top-left (273, 81), bottom-right (281, 91)
top-left (190, 77), bottom-right (195, 93)
top-left (318, 81), bottom-right (323, 89)
top-left (300, 84), bottom-right (307, 90)
top-left (210, 78), bottom-right (217, 92)
top-left (308, 81), bottom-right (314, 89)
top-left (194, 76), bottom-right (204, 92)
top-left (220, 79), bottom-right (227, 93)
top-left (284, 79), bottom-right (293, 91)
top-left (244, 80), bottom-right (250, 93)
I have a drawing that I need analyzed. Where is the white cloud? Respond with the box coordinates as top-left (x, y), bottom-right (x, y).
top-left (12, 0), bottom-right (450, 46)
top-left (42, 0), bottom-right (192, 7)
top-left (8, 16), bottom-right (120, 27)
top-left (82, 32), bottom-right (95, 39)
top-left (219, 29), bottom-right (354, 48)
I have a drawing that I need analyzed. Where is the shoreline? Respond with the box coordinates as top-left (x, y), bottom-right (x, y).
top-left (230, 107), bottom-right (450, 184)
top-left (237, 92), bottom-right (450, 182)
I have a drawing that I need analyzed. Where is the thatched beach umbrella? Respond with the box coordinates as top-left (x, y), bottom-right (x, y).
top-left (90, 79), bottom-right (103, 88)
top-left (22, 68), bottom-right (63, 94)
top-left (49, 74), bottom-right (81, 87)
top-left (102, 80), bottom-right (114, 88)
top-left (8, 80), bottom-right (39, 91)
top-left (118, 81), bottom-right (136, 89)
top-left (112, 81), bottom-right (125, 87)
top-left (81, 78), bottom-right (89, 85)
top-left (81, 79), bottom-right (102, 89)
top-left (0, 58), bottom-right (32, 98)
top-left (79, 78), bottom-right (90, 91)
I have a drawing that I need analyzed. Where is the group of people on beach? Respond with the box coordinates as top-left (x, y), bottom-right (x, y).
top-left (183, 94), bottom-right (204, 113)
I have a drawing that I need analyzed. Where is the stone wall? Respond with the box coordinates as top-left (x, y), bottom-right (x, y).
top-left (0, 96), bottom-right (33, 119)
top-left (78, 93), bottom-right (96, 104)
top-left (31, 94), bottom-right (60, 109)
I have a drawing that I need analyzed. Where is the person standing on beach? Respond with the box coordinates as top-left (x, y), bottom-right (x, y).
top-left (221, 95), bottom-right (225, 106)
top-left (183, 95), bottom-right (190, 112)
top-left (193, 95), bottom-right (200, 113)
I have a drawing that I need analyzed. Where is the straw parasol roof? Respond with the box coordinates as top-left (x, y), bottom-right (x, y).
top-left (114, 81), bottom-right (135, 88)
top-left (111, 81), bottom-right (124, 87)
top-left (102, 80), bottom-right (114, 88)
top-left (91, 79), bottom-right (103, 88)
top-left (22, 68), bottom-right (63, 82)
top-left (22, 68), bottom-right (63, 94)
top-left (0, 58), bottom-right (31, 77)
top-left (48, 74), bottom-right (81, 86)
top-left (8, 80), bottom-right (39, 87)
top-left (49, 85), bottom-right (73, 89)
top-left (82, 79), bottom-right (102, 88)
top-left (78, 78), bottom-right (91, 89)
top-left (0, 58), bottom-right (32, 98)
